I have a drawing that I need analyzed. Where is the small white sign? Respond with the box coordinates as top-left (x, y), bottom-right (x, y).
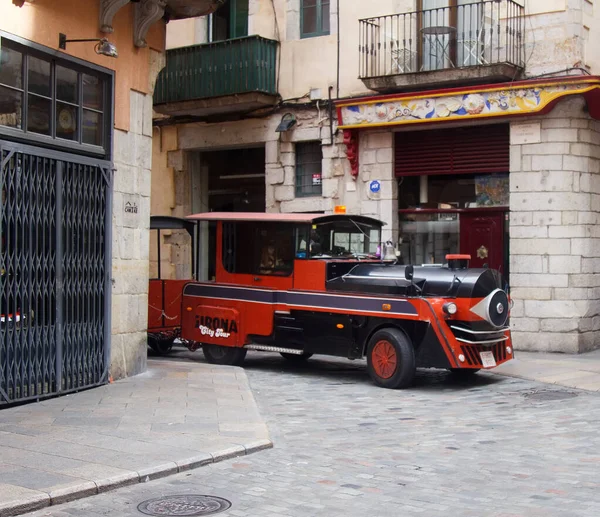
top-left (510, 123), bottom-right (541, 145)
top-left (480, 351), bottom-right (497, 368)
top-left (346, 182), bottom-right (357, 192)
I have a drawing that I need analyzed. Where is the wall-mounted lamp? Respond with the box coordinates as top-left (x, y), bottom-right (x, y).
top-left (275, 113), bottom-right (297, 132)
top-left (58, 33), bottom-right (118, 58)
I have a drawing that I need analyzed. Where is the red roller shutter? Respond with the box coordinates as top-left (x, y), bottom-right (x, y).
top-left (394, 124), bottom-right (510, 176)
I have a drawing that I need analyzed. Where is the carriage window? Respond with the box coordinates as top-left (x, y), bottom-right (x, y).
top-left (222, 222), bottom-right (295, 276)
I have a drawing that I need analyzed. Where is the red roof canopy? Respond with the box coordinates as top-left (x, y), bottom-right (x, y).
top-left (186, 212), bottom-right (386, 225)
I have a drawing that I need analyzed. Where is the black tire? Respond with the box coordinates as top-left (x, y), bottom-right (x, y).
top-left (280, 352), bottom-right (313, 361)
top-left (366, 328), bottom-right (415, 389)
top-left (449, 368), bottom-right (481, 376)
top-left (202, 344), bottom-right (247, 366)
top-left (148, 335), bottom-right (174, 356)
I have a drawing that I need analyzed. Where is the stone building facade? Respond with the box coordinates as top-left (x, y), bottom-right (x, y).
top-left (152, 0), bottom-right (600, 353)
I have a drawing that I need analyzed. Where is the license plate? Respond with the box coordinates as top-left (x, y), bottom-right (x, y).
top-left (480, 351), bottom-right (497, 368)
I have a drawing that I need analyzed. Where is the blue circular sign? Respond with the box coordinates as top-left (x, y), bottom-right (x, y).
top-left (369, 180), bottom-right (381, 193)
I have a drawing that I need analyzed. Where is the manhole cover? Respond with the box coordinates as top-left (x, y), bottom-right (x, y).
top-left (523, 390), bottom-right (578, 402)
top-left (137, 495), bottom-right (231, 516)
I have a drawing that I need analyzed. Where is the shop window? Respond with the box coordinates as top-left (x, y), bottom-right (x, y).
top-left (295, 142), bottom-right (322, 197)
top-left (222, 222), bottom-right (296, 276)
top-left (0, 36), bottom-right (111, 156)
top-left (399, 213), bottom-right (459, 265)
top-left (301, 0), bottom-right (330, 39)
top-left (398, 173), bottom-right (508, 210)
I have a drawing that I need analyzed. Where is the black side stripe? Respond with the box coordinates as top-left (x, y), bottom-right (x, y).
top-left (183, 284), bottom-right (418, 316)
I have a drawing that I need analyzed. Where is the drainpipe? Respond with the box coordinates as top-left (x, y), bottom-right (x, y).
top-left (336, 0), bottom-right (340, 99)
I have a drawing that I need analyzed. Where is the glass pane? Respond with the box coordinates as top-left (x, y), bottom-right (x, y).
top-left (0, 45), bottom-right (23, 89)
top-left (82, 109), bottom-right (103, 146)
top-left (56, 66), bottom-right (78, 104)
top-left (56, 102), bottom-right (78, 141)
top-left (399, 213), bottom-right (459, 265)
top-left (233, 0), bottom-right (249, 38)
top-left (28, 56), bottom-right (51, 97)
top-left (0, 86), bottom-right (22, 128)
top-left (27, 94), bottom-right (51, 135)
top-left (321, 1), bottom-right (330, 33)
top-left (82, 74), bottom-right (103, 110)
top-left (302, 6), bottom-right (317, 35)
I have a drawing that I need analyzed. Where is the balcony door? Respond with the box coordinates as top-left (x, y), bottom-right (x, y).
top-left (419, 0), bottom-right (485, 71)
top-left (210, 0), bottom-right (249, 42)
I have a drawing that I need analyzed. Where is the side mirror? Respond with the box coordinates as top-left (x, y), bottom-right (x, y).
top-left (405, 265), bottom-right (414, 281)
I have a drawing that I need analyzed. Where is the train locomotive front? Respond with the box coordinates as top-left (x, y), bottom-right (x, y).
top-left (179, 213), bottom-right (513, 389)
top-left (327, 255), bottom-right (513, 387)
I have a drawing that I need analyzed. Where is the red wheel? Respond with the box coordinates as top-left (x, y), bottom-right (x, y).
top-left (371, 340), bottom-right (398, 379)
top-left (366, 328), bottom-right (415, 389)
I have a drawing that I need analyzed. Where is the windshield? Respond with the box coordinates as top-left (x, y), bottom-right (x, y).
top-left (306, 219), bottom-right (381, 259)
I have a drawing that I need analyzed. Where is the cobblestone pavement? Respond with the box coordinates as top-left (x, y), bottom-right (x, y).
top-left (24, 350), bottom-right (600, 517)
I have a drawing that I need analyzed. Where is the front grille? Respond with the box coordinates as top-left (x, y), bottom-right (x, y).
top-left (460, 342), bottom-right (507, 367)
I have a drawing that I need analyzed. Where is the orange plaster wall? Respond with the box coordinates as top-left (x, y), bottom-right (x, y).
top-left (1, 0), bottom-right (166, 132)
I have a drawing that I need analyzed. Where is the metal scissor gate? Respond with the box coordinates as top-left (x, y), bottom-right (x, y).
top-left (0, 140), bottom-right (112, 405)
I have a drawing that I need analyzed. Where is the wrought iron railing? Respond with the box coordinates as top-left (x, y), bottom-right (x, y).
top-left (154, 35), bottom-right (279, 105)
top-left (359, 0), bottom-right (524, 79)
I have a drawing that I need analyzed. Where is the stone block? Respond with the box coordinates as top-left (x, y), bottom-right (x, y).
top-left (283, 166), bottom-right (295, 186)
top-left (280, 151), bottom-right (295, 167)
top-left (367, 132), bottom-right (393, 149)
top-left (510, 192), bottom-right (590, 211)
top-left (265, 141), bottom-right (279, 165)
top-left (582, 258), bottom-right (600, 273)
top-left (280, 141), bottom-right (294, 153)
top-left (542, 128), bottom-right (579, 143)
top-left (129, 90), bottom-right (144, 135)
top-left (553, 287), bottom-right (589, 300)
top-left (510, 212), bottom-right (533, 226)
top-left (510, 317), bottom-right (540, 332)
top-left (376, 148), bottom-right (393, 163)
top-left (510, 144), bottom-right (521, 172)
top-left (548, 225), bottom-right (591, 238)
top-left (548, 255), bottom-right (581, 274)
top-left (332, 159), bottom-right (345, 177)
top-left (521, 142), bottom-right (569, 156)
top-left (571, 238), bottom-right (600, 257)
top-left (510, 273), bottom-right (569, 288)
top-left (571, 119), bottom-right (590, 129)
top-left (113, 164), bottom-right (136, 195)
top-left (281, 196), bottom-right (330, 213)
top-left (531, 211), bottom-right (561, 226)
top-left (266, 166), bottom-right (284, 185)
top-left (135, 133), bottom-right (153, 170)
top-left (578, 211), bottom-right (599, 224)
top-left (509, 287), bottom-right (552, 300)
top-left (510, 238), bottom-right (570, 255)
top-left (531, 154), bottom-right (563, 171)
top-left (572, 142), bottom-right (600, 159)
top-left (511, 331), bottom-right (579, 353)
top-left (540, 318), bottom-right (580, 332)
top-left (578, 129), bottom-right (600, 145)
top-left (541, 118), bottom-right (572, 129)
top-left (361, 150), bottom-right (377, 165)
top-left (561, 211), bottom-right (579, 225)
top-left (521, 155), bottom-right (532, 171)
top-left (524, 300), bottom-right (589, 318)
top-left (322, 144), bottom-right (340, 159)
top-left (274, 185), bottom-right (295, 202)
top-left (322, 178), bottom-right (339, 199)
top-left (571, 274), bottom-right (600, 287)
top-left (113, 129), bottom-right (132, 167)
top-left (510, 255), bottom-right (543, 273)
top-left (142, 92), bottom-right (153, 137)
top-left (321, 159), bottom-right (333, 180)
top-left (138, 168), bottom-right (152, 198)
top-left (563, 155), bottom-right (589, 172)
top-left (291, 127), bottom-right (321, 142)
top-left (510, 226), bottom-right (548, 238)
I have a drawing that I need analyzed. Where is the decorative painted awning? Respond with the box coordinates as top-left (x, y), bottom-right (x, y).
top-left (336, 76), bottom-right (600, 130)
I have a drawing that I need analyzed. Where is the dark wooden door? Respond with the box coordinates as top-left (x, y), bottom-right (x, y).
top-left (459, 211), bottom-right (506, 273)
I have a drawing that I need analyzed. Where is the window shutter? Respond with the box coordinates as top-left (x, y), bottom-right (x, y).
top-left (394, 124), bottom-right (509, 176)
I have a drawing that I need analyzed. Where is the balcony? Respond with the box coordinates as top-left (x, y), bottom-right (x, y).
top-left (359, 0), bottom-right (524, 93)
top-left (153, 35), bottom-right (279, 119)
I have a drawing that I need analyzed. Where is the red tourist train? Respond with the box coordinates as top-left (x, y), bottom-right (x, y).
top-left (163, 211), bottom-right (514, 389)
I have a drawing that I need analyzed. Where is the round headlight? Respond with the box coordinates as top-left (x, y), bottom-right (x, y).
top-left (443, 302), bottom-right (458, 315)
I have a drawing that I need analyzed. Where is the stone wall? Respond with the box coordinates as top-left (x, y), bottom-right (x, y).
top-left (110, 50), bottom-right (164, 380)
top-left (509, 96), bottom-right (600, 353)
